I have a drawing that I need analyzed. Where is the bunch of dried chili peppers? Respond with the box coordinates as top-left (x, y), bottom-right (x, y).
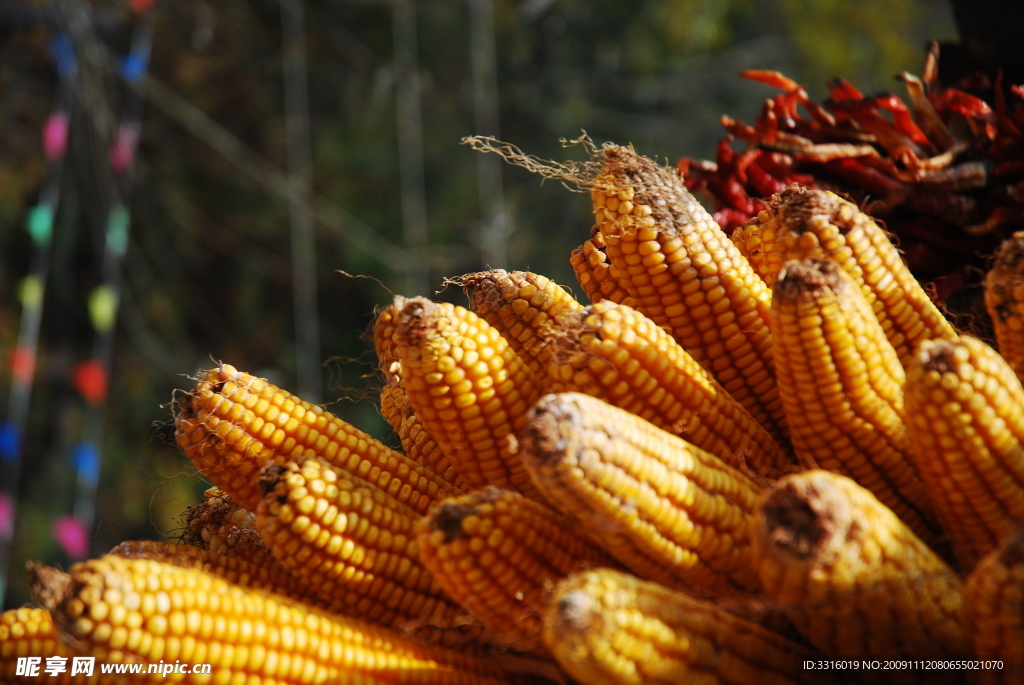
top-left (680, 42), bottom-right (1024, 318)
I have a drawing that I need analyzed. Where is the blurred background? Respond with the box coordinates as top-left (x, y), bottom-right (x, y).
top-left (0, 0), bottom-right (959, 608)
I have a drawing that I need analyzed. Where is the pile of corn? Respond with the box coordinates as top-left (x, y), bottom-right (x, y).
top-left (5, 143), bottom-right (1024, 685)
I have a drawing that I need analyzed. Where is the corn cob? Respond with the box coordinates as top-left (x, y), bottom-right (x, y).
top-left (984, 231), bottom-right (1024, 383)
top-left (771, 258), bottom-right (940, 545)
top-left (751, 470), bottom-right (969, 659)
top-left (542, 568), bottom-right (825, 685)
top-left (520, 392), bottom-right (764, 598)
top-left (964, 525), bottom-right (1024, 684)
top-left (373, 303), bottom-right (401, 374)
top-left (179, 487), bottom-right (281, 569)
top-left (590, 145), bottom-right (787, 442)
top-left (256, 457), bottom-right (484, 644)
top-left (904, 335), bottom-right (1024, 570)
top-left (568, 227), bottom-right (636, 307)
top-left (107, 540), bottom-right (331, 611)
top-left (375, 304), bottom-right (408, 434)
top-left (392, 297), bottom-right (542, 498)
top-left (548, 300), bottom-right (793, 478)
top-left (380, 375), bottom-right (407, 434)
top-left (174, 364), bottom-right (461, 513)
top-left (29, 556), bottom-right (511, 685)
top-left (417, 486), bottom-right (615, 654)
top-left (732, 209), bottom-right (784, 288)
top-left (771, 185), bottom-right (956, 367)
top-left (0, 608), bottom-right (109, 684)
top-left (461, 269), bottom-right (584, 387)
top-left (378, 371), bottom-right (466, 490)
top-left (396, 406), bottom-right (467, 491)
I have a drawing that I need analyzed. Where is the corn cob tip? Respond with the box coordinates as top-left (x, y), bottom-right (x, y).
top-left (774, 185), bottom-right (843, 233)
top-left (180, 489), bottom-right (265, 555)
top-left (428, 488), bottom-right (503, 543)
top-left (392, 295), bottom-right (436, 347)
top-left (548, 587), bottom-right (597, 635)
top-left (454, 268), bottom-right (510, 289)
top-left (26, 562), bottom-right (70, 614)
top-left (773, 258), bottom-right (847, 304)
top-left (518, 393), bottom-right (582, 466)
top-left (992, 231), bottom-right (1024, 271)
top-left (914, 338), bottom-right (968, 373)
top-left (756, 472), bottom-right (852, 560)
top-left (258, 461), bottom-right (287, 497)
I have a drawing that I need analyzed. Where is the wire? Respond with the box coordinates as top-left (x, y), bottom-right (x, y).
top-left (0, 30), bottom-right (78, 608)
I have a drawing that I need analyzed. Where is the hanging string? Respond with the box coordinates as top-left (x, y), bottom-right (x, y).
top-left (280, 0), bottom-right (321, 403)
top-left (0, 32), bottom-right (79, 607)
top-left (66, 1), bottom-right (157, 564)
top-left (468, 0), bottom-right (508, 269)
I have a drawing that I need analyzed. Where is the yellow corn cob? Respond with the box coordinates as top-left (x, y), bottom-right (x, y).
top-left (174, 364), bottom-right (461, 513)
top-left (751, 470), bottom-right (969, 659)
top-left (392, 297), bottom-right (542, 498)
top-left (375, 304), bottom-right (408, 434)
top-left (373, 303), bottom-right (401, 374)
top-left (590, 145), bottom-right (787, 442)
top-left (180, 487), bottom-right (280, 569)
top-left (29, 556), bottom-right (511, 685)
top-left (461, 269), bottom-right (584, 386)
top-left (904, 335), bottom-right (1024, 570)
top-left (732, 209), bottom-right (784, 289)
top-left (0, 608), bottom-right (108, 684)
top-left (380, 374), bottom-right (407, 434)
top-left (771, 185), bottom-right (956, 366)
top-left (520, 392), bottom-right (764, 598)
top-left (568, 228), bottom-right (636, 307)
top-left (771, 259), bottom-right (940, 545)
top-left (107, 540), bottom-right (331, 611)
top-left (548, 300), bottom-right (793, 478)
top-left (984, 231), bottom-right (1024, 383)
top-left (542, 568), bottom-right (825, 685)
top-left (395, 405), bottom-right (467, 491)
top-left (378, 374), bottom-right (466, 490)
top-left (417, 486), bottom-right (615, 654)
top-left (256, 457), bottom-right (484, 644)
top-left (964, 525), bottom-right (1024, 684)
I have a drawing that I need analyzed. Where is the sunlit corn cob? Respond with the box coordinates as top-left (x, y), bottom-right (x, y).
top-left (461, 269), bottom-right (584, 387)
top-left (771, 259), bottom-right (940, 545)
top-left (417, 487), bottom-right (615, 654)
top-left (380, 374), bottom-right (407, 434)
top-left (568, 228), bottom-right (636, 307)
top-left (751, 470), bottom-right (969, 659)
top-left (174, 364), bottom-right (461, 513)
top-left (375, 304), bottom-right (407, 434)
top-left (542, 568), bottom-right (824, 685)
top-left (379, 373), bottom-right (466, 490)
top-left (373, 303), bottom-right (401, 374)
top-left (904, 335), bottom-right (1024, 570)
top-left (964, 525), bottom-right (1024, 684)
top-left (520, 392), bottom-right (764, 598)
top-left (0, 608), bottom-right (106, 684)
top-left (256, 458), bottom-right (483, 644)
top-left (395, 406), bottom-right (467, 491)
top-left (107, 540), bottom-right (330, 611)
top-left (392, 297), bottom-right (542, 498)
top-left (771, 185), bottom-right (956, 367)
top-left (548, 300), bottom-right (793, 478)
top-left (30, 556), bottom-right (511, 685)
top-left (180, 487), bottom-right (280, 568)
top-left (590, 145), bottom-right (787, 442)
top-left (984, 231), bottom-right (1024, 383)
top-left (732, 209), bottom-right (784, 289)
